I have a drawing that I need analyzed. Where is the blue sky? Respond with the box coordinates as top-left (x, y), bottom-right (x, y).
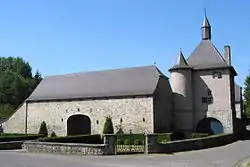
top-left (0, 0), bottom-right (249, 86)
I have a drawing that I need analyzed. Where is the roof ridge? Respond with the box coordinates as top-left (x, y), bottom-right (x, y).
top-left (43, 65), bottom-right (157, 78)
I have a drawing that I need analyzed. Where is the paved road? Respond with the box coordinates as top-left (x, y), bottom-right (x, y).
top-left (1, 140), bottom-right (250, 167)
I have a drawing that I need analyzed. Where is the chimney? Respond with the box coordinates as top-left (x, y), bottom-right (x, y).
top-left (224, 45), bottom-right (231, 65)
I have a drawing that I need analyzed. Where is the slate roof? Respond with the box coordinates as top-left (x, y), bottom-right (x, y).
top-left (27, 65), bottom-right (166, 102)
top-left (186, 40), bottom-right (237, 75)
top-left (169, 51), bottom-right (192, 71)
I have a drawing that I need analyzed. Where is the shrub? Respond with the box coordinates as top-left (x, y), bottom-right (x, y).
top-left (117, 134), bottom-right (145, 145)
top-left (161, 139), bottom-right (169, 143)
top-left (191, 133), bottom-right (209, 139)
top-left (38, 121), bottom-right (48, 137)
top-left (0, 134), bottom-right (43, 142)
top-left (38, 134), bottom-right (103, 144)
top-left (134, 139), bottom-right (141, 145)
top-left (116, 139), bottom-right (124, 145)
top-left (171, 131), bottom-right (185, 141)
top-left (103, 116), bottom-right (114, 134)
top-left (124, 139), bottom-right (130, 145)
top-left (0, 133), bottom-right (26, 137)
top-left (50, 131), bottom-right (57, 137)
top-left (157, 133), bottom-right (172, 143)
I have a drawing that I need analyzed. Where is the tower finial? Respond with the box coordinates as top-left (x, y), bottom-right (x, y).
top-left (201, 9), bottom-right (211, 40)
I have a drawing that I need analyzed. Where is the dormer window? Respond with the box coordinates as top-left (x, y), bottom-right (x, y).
top-left (207, 89), bottom-right (212, 96)
top-left (213, 71), bottom-right (222, 79)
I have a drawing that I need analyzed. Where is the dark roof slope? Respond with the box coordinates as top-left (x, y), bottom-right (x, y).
top-left (187, 40), bottom-right (237, 75)
top-left (169, 51), bottom-right (192, 71)
top-left (187, 40), bottom-right (229, 69)
top-left (27, 65), bottom-right (165, 102)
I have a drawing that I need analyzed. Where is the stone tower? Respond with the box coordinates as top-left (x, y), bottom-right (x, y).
top-left (169, 50), bottom-right (193, 132)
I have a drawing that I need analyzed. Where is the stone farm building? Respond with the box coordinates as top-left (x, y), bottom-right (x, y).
top-left (2, 15), bottom-right (245, 136)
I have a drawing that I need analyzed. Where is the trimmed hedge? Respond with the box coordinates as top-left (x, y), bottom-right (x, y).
top-left (157, 133), bottom-right (172, 143)
top-left (0, 134), bottom-right (43, 142)
top-left (38, 134), bottom-right (103, 144)
top-left (116, 133), bottom-right (172, 145)
top-left (190, 133), bottom-right (210, 139)
top-left (0, 133), bottom-right (27, 137)
top-left (116, 134), bottom-right (145, 145)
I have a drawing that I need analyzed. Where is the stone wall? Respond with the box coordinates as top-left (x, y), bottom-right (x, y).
top-left (153, 76), bottom-right (173, 132)
top-left (22, 142), bottom-right (106, 155)
top-left (23, 134), bottom-right (116, 155)
top-left (146, 133), bottom-right (236, 154)
top-left (4, 96), bottom-right (153, 136)
top-left (2, 102), bottom-right (26, 134)
top-left (192, 69), bottom-right (234, 133)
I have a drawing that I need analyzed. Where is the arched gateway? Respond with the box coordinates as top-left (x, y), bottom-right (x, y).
top-left (196, 117), bottom-right (224, 135)
top-left (67, 114), bottom-right (91, 136)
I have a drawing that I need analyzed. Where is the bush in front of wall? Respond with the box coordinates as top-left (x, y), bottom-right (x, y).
top-left (38, 134), bottom-right (103, 144)
top-left (103, 116), bottom-right (114, 134)
top-left (38, 121), bottom-right (48, 137)
top-left (124, 139), bottom-right (131, 145)
top-left (50, 131), bottom-right (57, 137)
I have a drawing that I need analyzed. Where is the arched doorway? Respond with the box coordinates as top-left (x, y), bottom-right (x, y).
top-left (67, 114), bottom-right (91, 136)
top-left (196, 117), bottom-right (224, 135)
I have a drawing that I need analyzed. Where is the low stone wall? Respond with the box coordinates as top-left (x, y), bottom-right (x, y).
top-left (147, 134), bottom-right (236, 154)
top-left (22, 134), bottom-right (116, 156)
top-left (22, 141), bottom-right (107, 155)
top-left (0, 141), bottom-right (23, 150)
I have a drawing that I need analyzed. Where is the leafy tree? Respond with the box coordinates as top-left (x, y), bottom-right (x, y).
top-left (244, 73), bottom-right (250, 117)
top-left (38, 121), bottom-right (48, 137)
top-left (0, 57), bottom-right (42, 118)
top-left (103, 116), bottom-right (114, 134)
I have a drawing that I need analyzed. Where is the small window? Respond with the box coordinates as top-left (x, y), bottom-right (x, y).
top-left (202, 97), bottom-right (207, 103)
top-left (218, 72), bottom-right (222, 78)
top-left (207, 97), bottom-right (212, 103)
top-left (207, 89), bottom-right (212, 96)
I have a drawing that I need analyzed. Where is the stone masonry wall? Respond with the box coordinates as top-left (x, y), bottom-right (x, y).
top-left (22, 142), bottom-right (106, 155)
top-left (24, 96), bottom-right (153, 136)
top-left (153, 76), bottom-right (173, 133)
top-left (193, 69), bottom-right (234, 133)
top-left (2, 102), bottom-right (26, 134)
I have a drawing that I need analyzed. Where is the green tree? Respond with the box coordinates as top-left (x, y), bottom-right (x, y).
top-left (0, 57), bottom-right (42, 118)
top-left (244, 73), bottom-right (250, 117)
top-left (103, 116), bottom-right (114, 134)
top-left (38, 121), bottom-right (48, 137)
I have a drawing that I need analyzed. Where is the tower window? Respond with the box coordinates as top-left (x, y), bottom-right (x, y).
top-left (207, 89), bottom-right (212, 96)
top-left (207, 97), bottom-right (213, 103)
top-left (202, 97), bottom-right (207, 103)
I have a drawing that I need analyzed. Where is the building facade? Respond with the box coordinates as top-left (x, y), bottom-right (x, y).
top-left (2, 15), bottom-right (245, 136)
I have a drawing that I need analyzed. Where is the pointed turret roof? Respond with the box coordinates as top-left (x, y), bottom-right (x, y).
top-left (202, 15), bottom-right (211, 27)
top-left (169, 50), bottom-right (192, 71)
